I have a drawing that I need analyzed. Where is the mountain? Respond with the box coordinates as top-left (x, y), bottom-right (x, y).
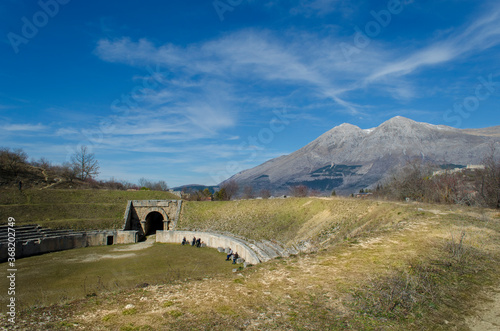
top-left (222, 116), bottom-right (500, 195)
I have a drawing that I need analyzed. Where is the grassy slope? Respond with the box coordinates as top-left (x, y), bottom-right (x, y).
top-left (180, 198), bottom-right (419, 248)
top-left (1, 197), bottom-right (500, 330)
top-left (0, 189), bottom-right (179, 230)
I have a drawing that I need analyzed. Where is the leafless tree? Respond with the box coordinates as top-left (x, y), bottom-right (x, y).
top-left (260, 188), bottom-right (271, 199)
top-left (138, 177), bottom-right (168, 191)
top-left (475, 144), bottom-right (500, 208)
top-left (379, 159), bottom-right (435, 202)
top-left (60, 162), bottom-right (78, 182)
top-left (71, 146), bottom-right (100, 181)
top-left (243, 185), bottom-right (255, 199)
top-left (221, 179), bottom-right (239, 200)
top-left (31, 157), bottom-right (51, 169)
top-left (0, 147), bottom-right (28, 177)
top-left (290, 185), bottom-right (309, 197)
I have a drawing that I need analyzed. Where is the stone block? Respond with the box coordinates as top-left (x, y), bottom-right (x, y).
top-left (236, 258), bottom-right (245, 264)
top-left (217, 247), bottom-right (225, 253)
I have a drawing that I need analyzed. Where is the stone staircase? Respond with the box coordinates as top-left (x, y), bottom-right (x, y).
top-left (0, 224), bottom-right (87, 244)
top-left (226, 234), bottom-right (302, 263)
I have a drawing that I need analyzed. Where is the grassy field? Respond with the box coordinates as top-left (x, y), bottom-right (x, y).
top-left (1, 194), bottom-right (500, 330)
top-left (0, 242), bottom-right (235, 313)
top-left (0, 189), bottom-right (179, 230)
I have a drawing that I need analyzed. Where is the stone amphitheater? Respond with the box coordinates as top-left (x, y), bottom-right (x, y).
top-left (1, 200), bottom-right (303, 265)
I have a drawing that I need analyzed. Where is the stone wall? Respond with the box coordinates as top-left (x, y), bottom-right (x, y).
top-left (0, 230), bottom-right (138, 262)
top-left (116, 230), bottom-right (139, 244)
top-left (156, 230), bottom-right (261, 265)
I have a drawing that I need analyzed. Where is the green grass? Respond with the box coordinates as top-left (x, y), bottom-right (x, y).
top-left (1, 195), bottom-right (500, 330)
top-left (0, 189), bottom-right (179, 229)
top-left (0, 243), bottom-right (234, 312)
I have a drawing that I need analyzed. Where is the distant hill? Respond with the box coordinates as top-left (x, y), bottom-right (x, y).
top-left (222, 116), bottom-right (500, 195)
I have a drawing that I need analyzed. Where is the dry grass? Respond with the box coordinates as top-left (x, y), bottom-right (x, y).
top-left (2, 198), bottom-right (500, 330)
top-left (180, 198), bottom-right (416, 249)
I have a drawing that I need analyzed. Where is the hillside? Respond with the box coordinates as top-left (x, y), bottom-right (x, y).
top-left (0, 189), bottom-right (179, 230)
top-left (2, 198), bottom-right (499, 330)
top-left (223, 116), bottom-right (500, 195)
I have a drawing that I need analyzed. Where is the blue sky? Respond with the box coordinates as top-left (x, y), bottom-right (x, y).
top-left (1, 0), bottom-right (500, 187)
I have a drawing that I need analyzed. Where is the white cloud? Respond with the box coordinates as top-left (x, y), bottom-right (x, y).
top-left (290, 0), bottom-right (353, 17)
top-left (366, 5), bottom-right (500, 83)
top-left (1, 123), bottom-right (48, 132)
top-left (90, 3), bottom-right (500, 151)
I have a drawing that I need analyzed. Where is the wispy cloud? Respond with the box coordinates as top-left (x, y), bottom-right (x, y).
top-left (94, 4), bottom-right (500, 127)
top-left (1, 123), bottom-right (48, 132)
top-left (289, 0), bottom-right (353, 17)
top-left (366, 5), bottom-right (500, 83)
top-left (85, 3), bottom-right (500, 185)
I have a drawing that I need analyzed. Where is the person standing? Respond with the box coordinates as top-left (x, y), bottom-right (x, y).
top-left (232, 252), bottom-right (239, 264)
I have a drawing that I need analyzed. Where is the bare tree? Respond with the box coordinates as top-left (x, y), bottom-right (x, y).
top-left (260, 188), bottom-right (271, 199)
top-left (475, 144), bottom-right (500, 208)
top-left (0, 147), bottom-right (28, 176)
top-left (71, 146), bottom-right (100, 181)
top-left (138, 178), bottom-right (168, 191)
top-left (155, 180), bottom-right (168, 191)
top-left (379, 159), bottom-right (434, 202)
top-left (31, 157), bottom-right (51, 169)
top-left (221, 179), bottom-right (239, 200)
top-left (243, 185), bottom-right (255, 199)
top-left (290, 185), bottom-right (309, 197)
top-left (60, 162), bottom-right (78, 182)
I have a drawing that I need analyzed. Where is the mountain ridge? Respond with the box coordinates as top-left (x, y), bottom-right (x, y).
top-left (222, 116), bottom-right (500, 195)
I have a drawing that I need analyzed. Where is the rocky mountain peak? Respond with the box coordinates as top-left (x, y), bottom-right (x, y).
top-left (222, 117), bottom-right (500, 195)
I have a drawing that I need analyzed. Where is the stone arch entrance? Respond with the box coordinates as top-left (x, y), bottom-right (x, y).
top-left (144, 211), bottom-right (164, 235)
top-left (122, 200), bottom-right (182, 240)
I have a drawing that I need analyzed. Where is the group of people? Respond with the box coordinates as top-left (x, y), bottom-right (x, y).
top-left (226, 249), bottom-right (239, 264)
top-left (181, 236), bottom-right (203, 248)
top-left (181, 236), bottom-right (240, 264)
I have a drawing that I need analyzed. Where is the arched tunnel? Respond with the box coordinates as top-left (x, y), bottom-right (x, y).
top-left (144, 211), bottom-right (165, 235)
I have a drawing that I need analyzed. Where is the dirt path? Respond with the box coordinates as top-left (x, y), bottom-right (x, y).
top-left (65, 236), bottom-right (157, 263)
top-left (467, 288), bottom-right (500, 330)
top-left (112, 234), bottom-right (156, 252)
